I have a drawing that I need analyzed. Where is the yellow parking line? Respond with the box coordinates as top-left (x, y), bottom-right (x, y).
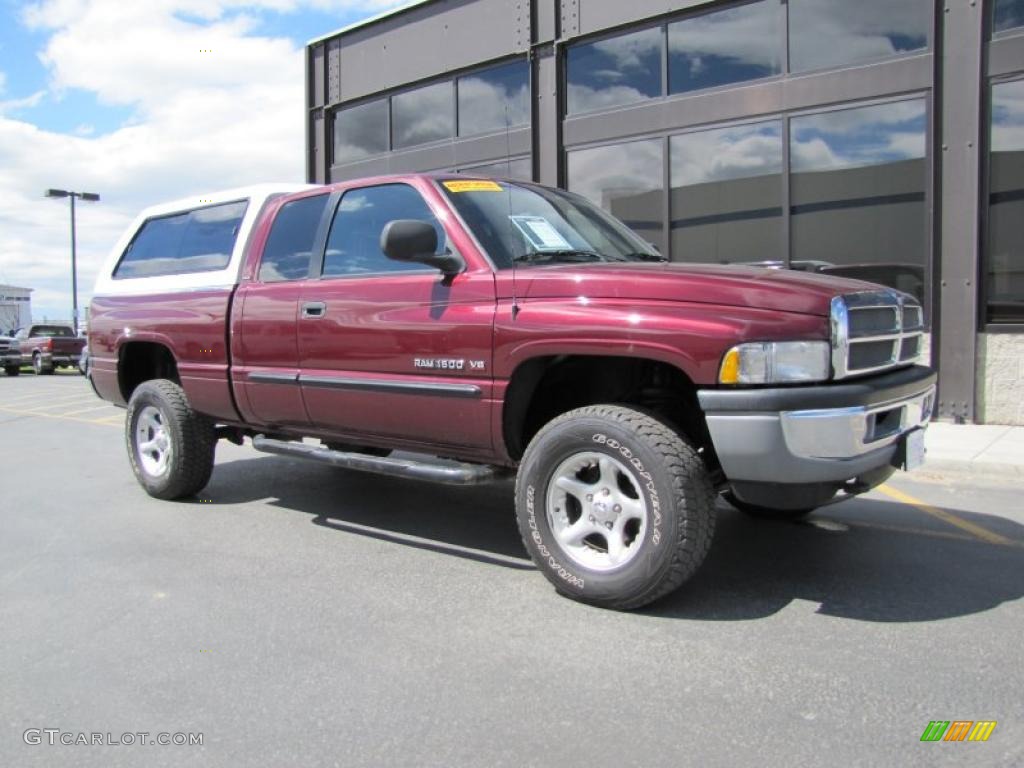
top-left (0, 405), bottom-right (121, 428)
top-left (59, 404), bottom-right (118, 416)
top-left (876, 484), bottom-right (1016, 547)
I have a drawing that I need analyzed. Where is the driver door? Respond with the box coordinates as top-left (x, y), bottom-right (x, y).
top-left (296, 182), bottom-right (496, 453)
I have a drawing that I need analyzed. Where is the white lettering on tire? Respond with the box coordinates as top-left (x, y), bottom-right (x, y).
top-left (526, 484), bottom-right (585, 589)
top-left (592, 433), bottom-right (662, 546)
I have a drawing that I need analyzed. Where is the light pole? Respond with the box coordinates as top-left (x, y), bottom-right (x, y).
top-left (45, 188), bottom-right (100, 333)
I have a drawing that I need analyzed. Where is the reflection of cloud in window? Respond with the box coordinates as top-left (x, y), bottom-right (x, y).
top-left (340, 194), bottom-right (374, 212)
top-left (993, 80), bottom-right (1024, 153)
top-left (457, 77), bottom-right (528, 135)
top-left (791, 100), bottom-right (926, 171)
top-left (669, 1), bottom-right (781, 72)
top-left (671, 122), bottom-right (782, 186)
top-left (591, 28), bottom-right (662, 73)
top-left (566, 84), bottom-right (651, 114)
top-left (192, 202), bottom-right (246, 223)
top-left (568, 140), bottom-right (662, 208)
top-left (393, 83), bottom-right (453, 148)
top-left (333, 100), bottom-right (387, 164)
top-left (789, 0), bottom-right (929, 72)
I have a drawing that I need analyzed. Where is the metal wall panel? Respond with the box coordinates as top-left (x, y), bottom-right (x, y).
top-left (534, 0), bottom-right (557, 42)
top-left (989, 33), bottom-right (1024, 77)
top-left (310, 109), bottom-right (326, 184)
top-left (310, 44), bottom-right (325, 108)
top-left (936, 0), bottom-right (983, 422)
top-left (563, 54), bottom-right (933, 148)
top-left (560, 0), bottom-right (579, 37)
top-left (335, 0), bottom-right (528, 103)
top-left (327, 40), bottom-right (342, 104)
top-left (328, 128), bottom-right (531, 182)
top-left (535, 45), bottom-right (560, 185)
top-left (575, 0), bottom-right (712, 38)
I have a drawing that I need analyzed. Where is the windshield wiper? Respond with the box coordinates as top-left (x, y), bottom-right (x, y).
top-left (621, 251), bottom-right (668, 262)
top-left (513, 250), bottom-right (607, 264)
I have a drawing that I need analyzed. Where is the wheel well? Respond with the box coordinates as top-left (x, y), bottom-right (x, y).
top-left (119, 342), bottom-right (179, 402)
top-left (503, 355), bottom-right (717, 468)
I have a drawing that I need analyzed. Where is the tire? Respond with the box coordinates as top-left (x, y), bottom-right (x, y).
top-left (723, 492), bottom-right (815, 521)
top-left (125, 379), bottom-right (216, 500)
top-left (4, 365), bottom-right (19, 376)
top-left (32, 353), bottom-right (53, 375)
top-left (515, 405), bottom-right (716, 610)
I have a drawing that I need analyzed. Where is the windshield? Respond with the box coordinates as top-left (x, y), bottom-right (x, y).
top-left (437, 179), bottom-right (662, 269)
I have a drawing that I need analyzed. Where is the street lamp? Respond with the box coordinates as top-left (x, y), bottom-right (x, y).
top-left (45, 188), bottom-right (100, 334)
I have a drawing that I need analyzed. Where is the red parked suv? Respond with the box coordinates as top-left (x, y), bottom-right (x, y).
top-left (88, 175), bottom-right (935, 609)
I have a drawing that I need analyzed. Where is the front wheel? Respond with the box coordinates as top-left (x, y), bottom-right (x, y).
top-left (515, 405), bottom-right (716, 610)
top-left (125, 379), bottom-right (216, 500)
top-left (4, 365), bottom-right (19, 376)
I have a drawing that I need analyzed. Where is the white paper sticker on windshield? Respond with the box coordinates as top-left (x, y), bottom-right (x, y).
top-left (509, 215), bottom-right (572, 252)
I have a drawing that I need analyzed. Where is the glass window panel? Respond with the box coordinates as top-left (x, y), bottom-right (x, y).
top-left (790, 99), bottom-right (928, 305)
top-left (392, 81), bottom-right (454, 150)
top-left (333, 99), bottom-right (388, 165)
top-left (323, 184), bottom-right (446, 277)
top-left (259, 194), bottom-right (330, 282)
top-left (668, 0), bottom-right (782, 95)
top-left (115, 201), bottom-right (247, 278)
top-left (567, 139), bottom-right (665, 253)
top-left (458, 157), bottom-right (532, 181)
top-left (458, 60), bottom-right (530, 136)
top-left (789, 0), bottom-right (930, 73)
top-left (670, 120), bottom-right (783, 264)
top-left (995, 0), bottom-right (1024, 33)
top-left (987, 80), bottom-right (1024, 323)
top-left (566, 27), bottom-right (662, 115)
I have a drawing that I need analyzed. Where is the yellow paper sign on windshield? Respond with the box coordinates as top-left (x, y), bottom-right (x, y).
top-left (443, 180), bottom-right (503, 193)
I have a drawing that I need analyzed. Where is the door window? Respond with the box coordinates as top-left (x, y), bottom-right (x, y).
top-left (321, 184), bottom-right (446, 277)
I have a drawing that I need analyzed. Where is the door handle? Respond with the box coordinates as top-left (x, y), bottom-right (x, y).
top-left (301, 301), bottom-right (326, 319)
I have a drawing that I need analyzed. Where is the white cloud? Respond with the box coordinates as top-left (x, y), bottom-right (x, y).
top-left (0, 0), bottom-right (403, 322)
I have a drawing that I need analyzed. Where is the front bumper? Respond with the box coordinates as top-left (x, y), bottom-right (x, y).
top-left (698, 365), bottom-right (936, 486)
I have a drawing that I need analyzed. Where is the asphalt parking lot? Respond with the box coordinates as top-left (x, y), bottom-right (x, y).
top-left (2, 374), bottom-right (1022, 767)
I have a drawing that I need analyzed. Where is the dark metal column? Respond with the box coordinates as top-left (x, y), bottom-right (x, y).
top-left (532, 0), bottom-right (560, 185)
top-left (937, 0), bottom-right (984, 422)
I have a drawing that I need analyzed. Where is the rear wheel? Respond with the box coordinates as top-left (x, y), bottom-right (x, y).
top-left (723, 491), bottom-right (815, 521)
top-left (515, 405), bottom-right (715, 610)
top-left (4, 365), bottom-right (19, 376)
top-left (125, 379), bottom-right (216, 499)
top-left (32, 353), bottom-right (53, 375)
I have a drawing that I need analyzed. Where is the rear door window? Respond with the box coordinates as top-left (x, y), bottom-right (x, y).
top-left (259, 194), bottom-right (331, 282)
top-left (115, 200), bottom-right (248, 278)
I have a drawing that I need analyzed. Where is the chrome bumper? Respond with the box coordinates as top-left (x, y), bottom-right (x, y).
top-left (780, 386), bottom-right (934, 460)
top-left (698, 366), bottom-right (937, 486)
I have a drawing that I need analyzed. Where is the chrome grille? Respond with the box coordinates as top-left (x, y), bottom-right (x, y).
top-left (830, 290), bottom-right (925, 379)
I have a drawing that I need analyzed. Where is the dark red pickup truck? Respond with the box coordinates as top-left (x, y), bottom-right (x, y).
top-left (8, 324), bottom-right (85, 375)
top-left (89, 176), bottom-right (935, 609)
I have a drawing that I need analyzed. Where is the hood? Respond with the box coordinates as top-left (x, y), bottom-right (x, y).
top-left (512, 262), bottom-right (888, 316)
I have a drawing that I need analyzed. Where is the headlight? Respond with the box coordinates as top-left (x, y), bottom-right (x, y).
top-left (719, 341), bottom-right (831, 385)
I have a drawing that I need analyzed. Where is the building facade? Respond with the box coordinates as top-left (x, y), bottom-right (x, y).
top-left (0, 284), bottom-right (32, 335)
top-left (306, 0), bottom-right (1024, 425)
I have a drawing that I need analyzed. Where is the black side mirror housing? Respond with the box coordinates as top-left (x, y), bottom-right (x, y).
top-left (381, 219), bottom-right (464, 277)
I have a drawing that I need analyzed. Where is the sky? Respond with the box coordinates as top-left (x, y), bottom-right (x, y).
top-left (0, 0), bottom-right (405, 324)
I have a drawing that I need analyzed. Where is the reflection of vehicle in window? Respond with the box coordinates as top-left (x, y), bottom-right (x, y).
top-left (739, 260), bottom-right (925, 305)
top-left (89, 175), bottom-right (935, 611)
top-left (14, 324), bottom-right (86, 375)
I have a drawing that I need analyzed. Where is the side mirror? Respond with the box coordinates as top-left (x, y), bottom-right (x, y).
top-left (380, 219), bottom-right (464, 276)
